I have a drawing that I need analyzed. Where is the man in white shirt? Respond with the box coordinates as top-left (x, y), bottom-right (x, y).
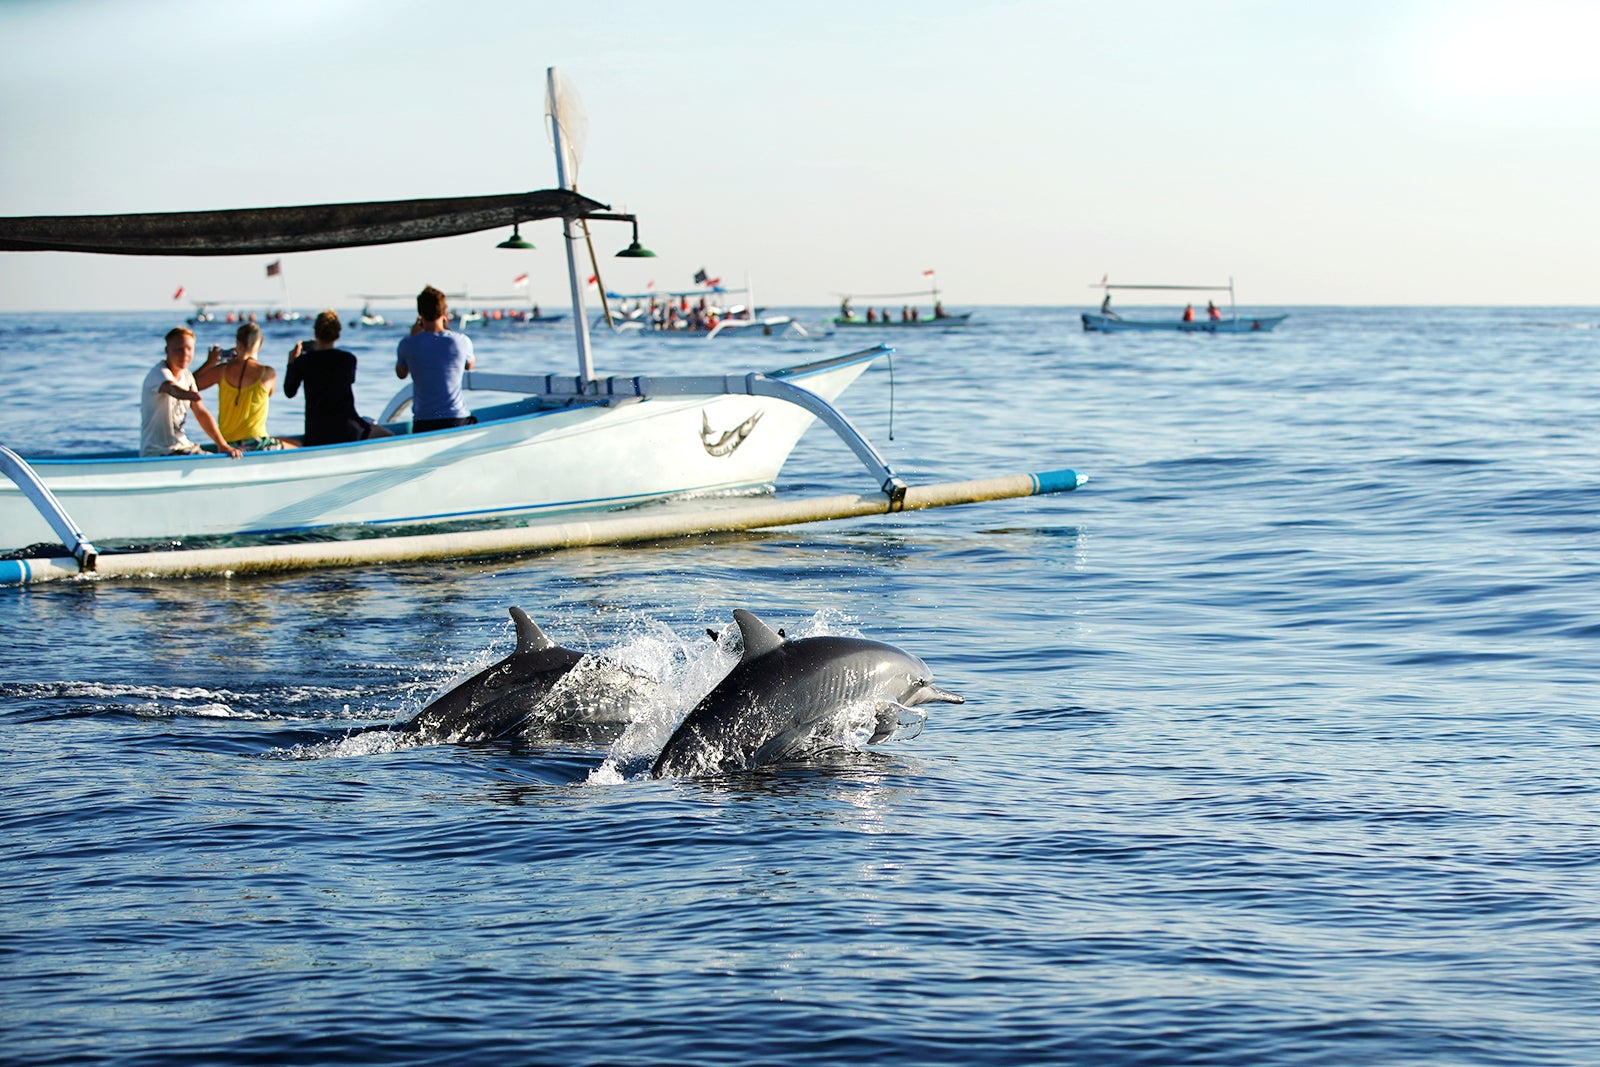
top-left (140, 326), bottom-right (241, 458)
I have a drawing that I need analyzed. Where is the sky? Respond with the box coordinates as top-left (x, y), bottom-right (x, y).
top-left (1, 0), bottom-right (1597, 311)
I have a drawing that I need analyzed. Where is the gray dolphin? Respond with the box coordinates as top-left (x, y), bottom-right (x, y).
top-left (651, 609), bottom-right (964, 778)
top-left (399, 607), bottom-right (654, 744)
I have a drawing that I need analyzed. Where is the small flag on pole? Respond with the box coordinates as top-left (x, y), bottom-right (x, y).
top-left (512, 272), bottom-right (530, 287)
top-left (922, 269), bottom-right (936, 276)
top-left (646, 280), bottom-right (655, 289)
top-left (265, 260), bottom-right (282, 277)
top-left (693, 268), bottom-right (708, 285)
top-left (172, 286), bottom-right (185, 300)
top-left (586, 274), bottom-right (597, 287)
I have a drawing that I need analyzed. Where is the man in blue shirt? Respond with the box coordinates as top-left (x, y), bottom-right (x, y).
top-left (395, 285), bottom-right (476, 433)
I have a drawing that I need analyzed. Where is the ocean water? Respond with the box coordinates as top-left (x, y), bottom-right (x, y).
top-left (4, 306), bottom-right (1600, 1065)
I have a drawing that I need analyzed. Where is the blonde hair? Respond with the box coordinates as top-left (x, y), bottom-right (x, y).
top-left (164, 326), bottom-right (194, 345)
top-left (235, 322), bottom-right (263, 354)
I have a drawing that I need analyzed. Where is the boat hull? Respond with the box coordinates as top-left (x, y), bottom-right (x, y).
top-left (832, 313), bottom-right (972, 328)
top-left (1081, 312), bottom-right (1286, 333)
top-left (1, 356), bottom-right (875, 551)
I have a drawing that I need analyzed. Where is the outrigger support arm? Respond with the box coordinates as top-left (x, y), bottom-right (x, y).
top-left (584, 371), bottom-right (907, 503)
top-left (374, 347), bottom-right (908, 503)
top-left (0, 444), bottom-right (98, 570)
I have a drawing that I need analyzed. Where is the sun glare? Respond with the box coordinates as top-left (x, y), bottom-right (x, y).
top-left (1412, 0), bottom-right (1600, 107)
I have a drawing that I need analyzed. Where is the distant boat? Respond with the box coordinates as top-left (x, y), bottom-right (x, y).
top-left (601, 274), bottom-right (801, 339)
top-left (830, 275), bottom-right (971, 328)
top-left (456, 296), bottom-right (566, 328)
top-left (354, 301), bottom-right (390, 328)
top-left (1083, 278), bottom-right (1286, 333)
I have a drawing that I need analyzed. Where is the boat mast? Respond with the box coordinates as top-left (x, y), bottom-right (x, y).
top-left (547, 67), bottom-right (596, 386)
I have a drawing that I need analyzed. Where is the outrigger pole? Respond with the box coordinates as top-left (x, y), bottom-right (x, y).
top-left (0, 468), bottom-right (1085, 587)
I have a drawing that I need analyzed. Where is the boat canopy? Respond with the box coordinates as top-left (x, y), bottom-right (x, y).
top-left (1094, 283), bottom-right (1233, 291)
top-left (833, 287), bottom-right (943, 300)
top-left (606, 286), bottom-right (744, 300)
top-left (0, 189), bottom-right (607, 257)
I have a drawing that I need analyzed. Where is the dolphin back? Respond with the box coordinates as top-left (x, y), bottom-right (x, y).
top-left (399, 607), bottom-right (595, 743)
top-left (652, 612), bottom-right (960, 778)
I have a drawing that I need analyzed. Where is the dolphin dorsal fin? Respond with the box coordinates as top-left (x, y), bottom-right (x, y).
top-left (733, 609), bottom-right (785, 661)
top-left (509, 607), bottom-right (556, 655)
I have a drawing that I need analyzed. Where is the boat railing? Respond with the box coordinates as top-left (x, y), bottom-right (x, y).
top-left (376, 346), bottom-right (906, 500)
top-left (1, 443), bottom-right (99, 570)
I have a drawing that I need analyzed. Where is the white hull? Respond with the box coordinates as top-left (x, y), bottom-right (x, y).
top-left (2, 355), bottom-right (875, 551)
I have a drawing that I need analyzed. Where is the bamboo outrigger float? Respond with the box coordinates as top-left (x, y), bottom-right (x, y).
top-left (0, 69), bottom-right (1083, 587)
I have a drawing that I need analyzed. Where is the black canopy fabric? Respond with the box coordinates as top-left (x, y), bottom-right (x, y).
top-left (0, 189), bottom-right (607, 256)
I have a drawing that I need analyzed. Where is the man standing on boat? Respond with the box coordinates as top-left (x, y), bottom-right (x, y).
top-left (395, 285), bottom-right (476, 433)
top-left (140, 327), bottom-right (242, 458)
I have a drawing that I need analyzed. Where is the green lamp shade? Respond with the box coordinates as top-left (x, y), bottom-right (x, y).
top-left (497, 224), bottom-right (534, 250)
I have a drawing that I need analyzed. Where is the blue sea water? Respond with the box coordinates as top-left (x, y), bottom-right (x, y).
top-left (3, 306), bottom-right (1600, 1065)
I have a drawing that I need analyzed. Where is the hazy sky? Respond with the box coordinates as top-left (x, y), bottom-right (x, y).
top-left (2, 0), bottom-right (1596, 310)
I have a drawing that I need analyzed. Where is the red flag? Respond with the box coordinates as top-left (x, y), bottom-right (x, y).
top-left (265, 260), bottom-right (281, 277)
top-left (922, 269), bottom-right (936, 276)
top-left (512, 272), bottom-right (530, 287)
top-left (172, 286), bottom-right (185, 300)
top-left (646, 279), bottom-right (655, 289)
top-left (586, 274), bottom-right (597, 286)
top-left (706, 277), bottom-right (720, 288)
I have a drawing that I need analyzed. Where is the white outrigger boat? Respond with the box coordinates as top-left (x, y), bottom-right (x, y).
top-left (0, 69), bottom-right (1083, 586)
top-left (601, 278), bottom-right (800, 339)
top-left (1081, 279), bottom-right (1286, 334)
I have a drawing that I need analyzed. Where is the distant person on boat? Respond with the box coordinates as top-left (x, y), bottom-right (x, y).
top-left (1206, 300), bottom-right (1221, 321)
top-left (396, 285), bottom-right (476, 433)
top-left (285, 310), bottom-right (393, 447)
top-left (934, 300), bottom-right (946, 319)
top-left (867, 307), bottom-right (877, 323)
top-left (840, 297), bottom-right (854, 321)
top-left (140, 326), bottom-right (241, 458)
top-left (195, 322), bottom-right (299, 450)
top-left (1182, 304), bottom-right (1195, 323)
top-left (1100, 292), bottom-right (1120, 319)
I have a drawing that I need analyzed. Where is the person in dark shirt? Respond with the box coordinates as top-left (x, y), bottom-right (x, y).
top-left (283, 309), bottom-right (392, 446)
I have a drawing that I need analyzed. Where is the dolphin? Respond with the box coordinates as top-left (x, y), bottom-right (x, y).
top-left (398, 607), bottom-right (654, 745)
top-left (651, 609), bottom-right (964, 778)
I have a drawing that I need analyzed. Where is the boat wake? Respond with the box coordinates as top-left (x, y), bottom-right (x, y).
top-left (0, 680), bottom-right (365, 723)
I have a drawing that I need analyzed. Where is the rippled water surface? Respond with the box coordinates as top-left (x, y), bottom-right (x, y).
top-left (4, 307), bottom-right (1600, 1065)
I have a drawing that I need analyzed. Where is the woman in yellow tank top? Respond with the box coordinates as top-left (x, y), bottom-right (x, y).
top-left (194, 323), bottom-right (300, 451)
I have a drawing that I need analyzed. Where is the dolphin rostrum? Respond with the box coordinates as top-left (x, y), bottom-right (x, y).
top-left (398, 607), bottom-right (654, 745)
top-left (651, 609), bottom-right (964, 778)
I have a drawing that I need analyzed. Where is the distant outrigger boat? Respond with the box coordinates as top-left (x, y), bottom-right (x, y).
top-left (1082, 278), bottom-right (1286, 333)
top-left (602, 276), bottom-right (799, 339)
top-left (831, 274), bottom-right (973, 328)
top-left (0, 68), bottom-right (1083, 585)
